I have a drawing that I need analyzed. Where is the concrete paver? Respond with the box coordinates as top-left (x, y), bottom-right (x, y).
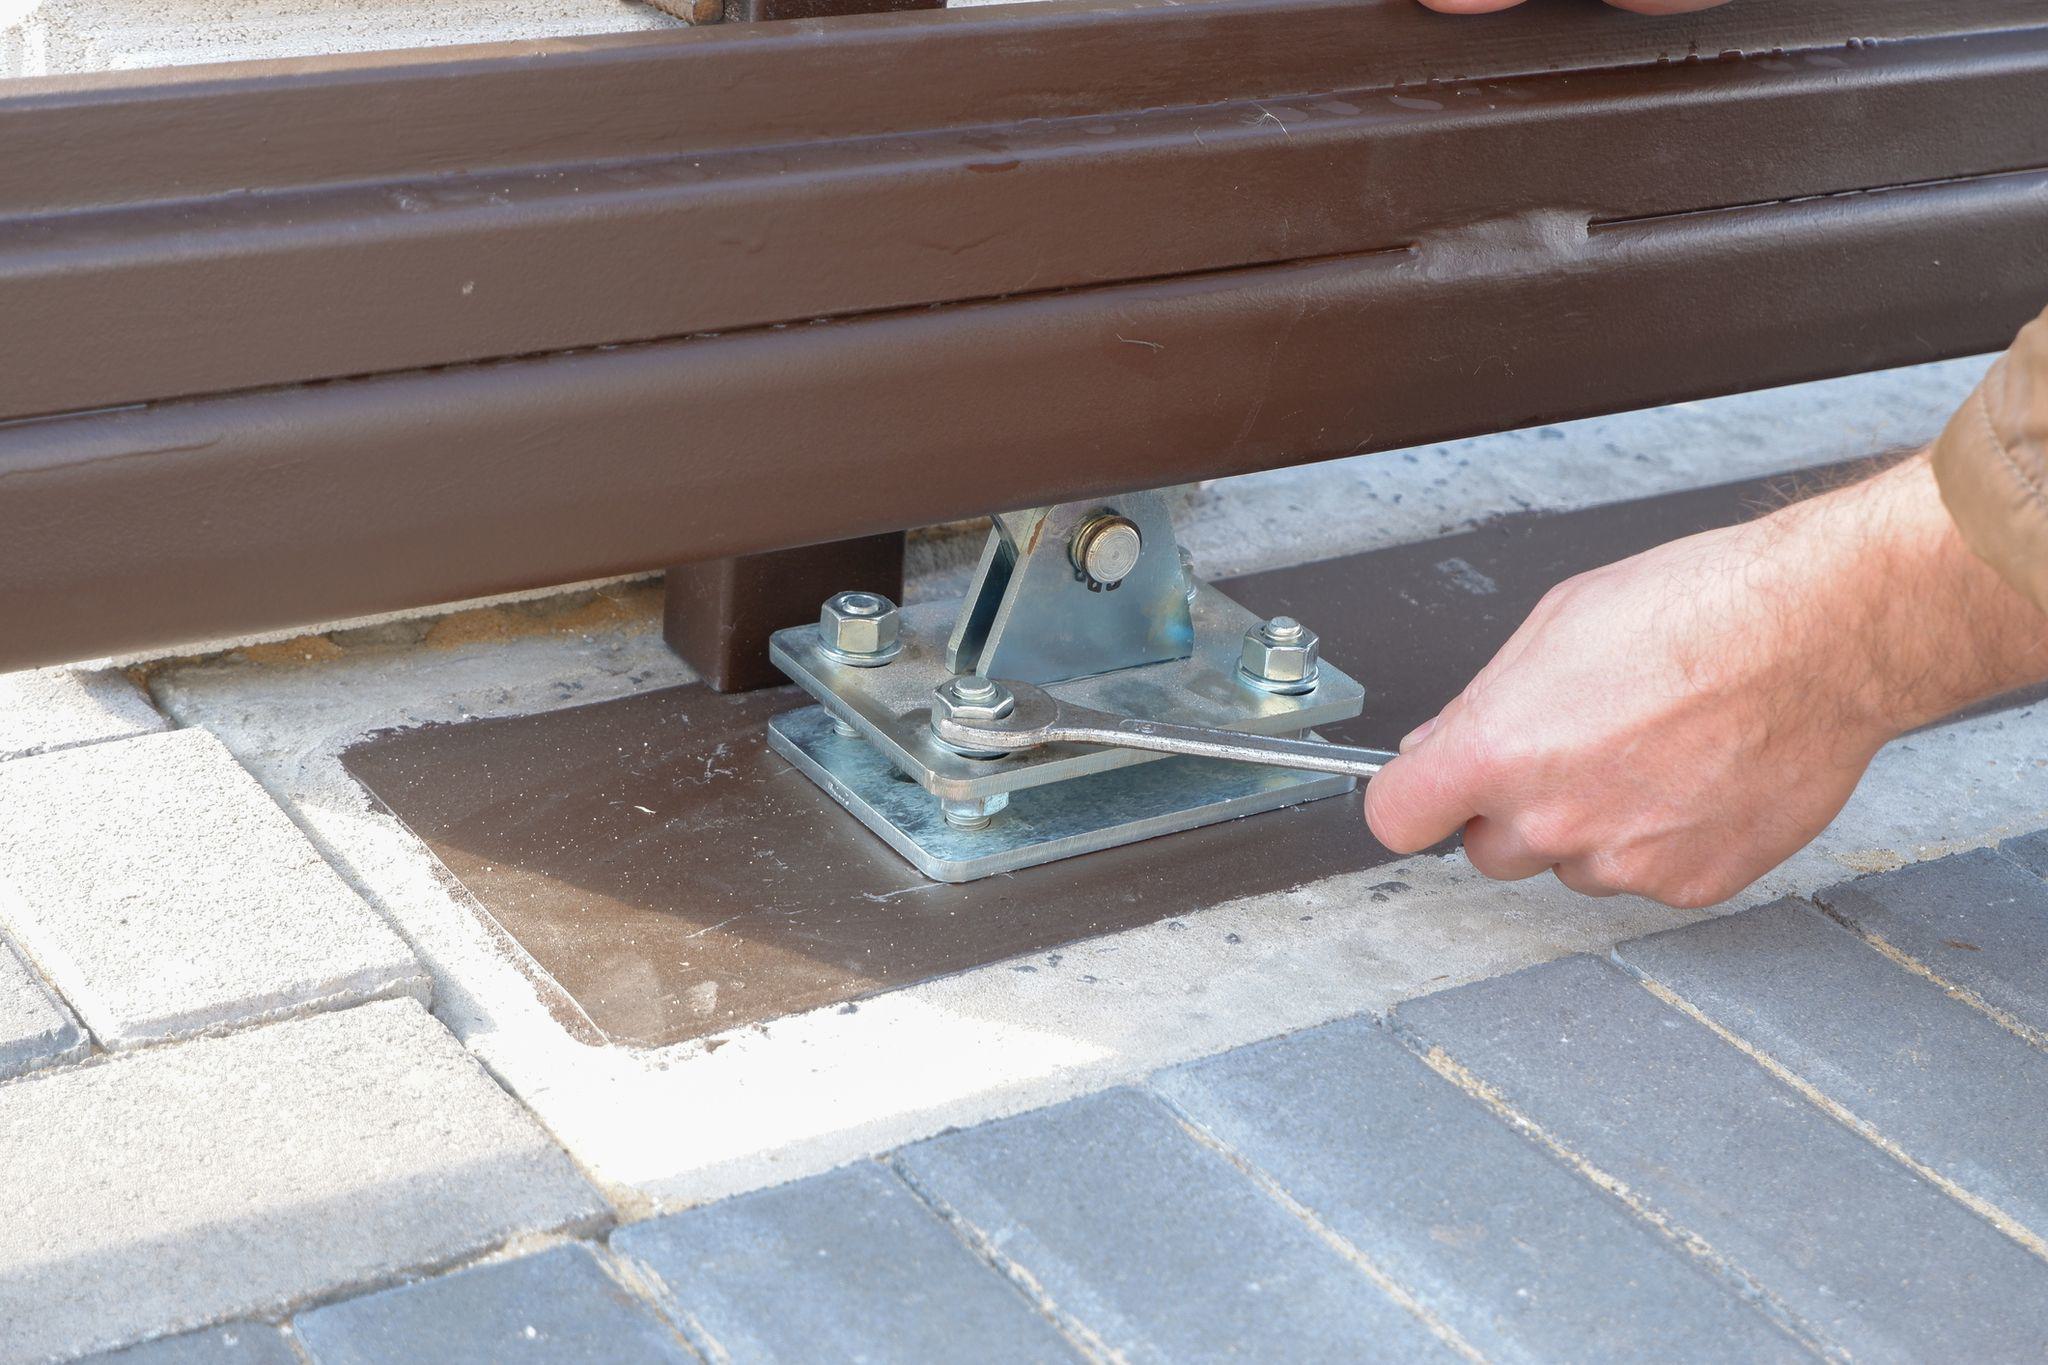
top-left (1998, 828), bottom-right (2048, 879)
top-left (1153, 1018), bottom-right (1803, 1365)
top-left (0, 999), bottom-right (608, 1362)
top-left (1394, 955), bottom-right (2048, 1362)
top-left (294, 1244), bottom-right (689, 1365)
top-left (0, 937), bottom-right (87, 1081)
top-left (613, 1162), bottom-right (1076, 1364)
top-left (1816, 848), bottom-right (2048, 1036)
top-left (0, 667), bottom-right (167, 764)
top-left (896, 1088), bottom-right (1453, 1364)
top-left (0, 728), bottom-right (428, 1049)
top-left (84, 1324), bottom-right (300, 1364)
top-left (1614, 899), bottom-right (2048, 1236)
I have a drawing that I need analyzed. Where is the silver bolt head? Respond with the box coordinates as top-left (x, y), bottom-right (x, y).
top-left (931, 676), bottom-right (1016, 725)
top-left (820, 591), bottom-right (901, 661)
top-left (1071, 514), bottom-right (1144, 587)
top-left (1240, 617), bottom-right (1320, 688)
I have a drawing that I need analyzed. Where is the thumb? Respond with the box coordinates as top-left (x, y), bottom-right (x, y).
top-left (1364, 720), bottom-right (1481, 854)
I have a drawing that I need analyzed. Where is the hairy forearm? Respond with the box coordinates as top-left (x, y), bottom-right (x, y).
top-left (1768, 453), bottom-right (2048, 739)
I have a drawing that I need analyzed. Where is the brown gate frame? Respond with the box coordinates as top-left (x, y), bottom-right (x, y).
top-left (2, 0), bottom-right (2045, 670)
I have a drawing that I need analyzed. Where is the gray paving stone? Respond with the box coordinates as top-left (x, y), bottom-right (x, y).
top-left (0, 727), bottom-right (428, 1049)
top-left (0, 666), bottom-right (167, 763)
top-left (0, 998), bottom-right (608, 1362)
top-left (0, 936), bottom-right (87, 1080)
top-left (614, 1162), bottom-right (1074, 1364)
top-left (84, 1323), bottom-right (300, 1364)
top-left (1615, 899), bottom-right (2048, 1236)
top-left (295, 1243), bottom-right (689, 1365)
top-left (1153, 1018), bottom-right (1802, 1364)
top-left (1816, 848), bottom-right (2048, 1036)
top-left (1394, 955), bottom-right (2048, 1363)
top-left (1998, 828), bottom-right (2048, 879)
top-left (895, 1088), bottom-right (1453, 1364)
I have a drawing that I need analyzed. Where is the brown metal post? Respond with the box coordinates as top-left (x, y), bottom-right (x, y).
top-left (663, 534), bottom-right (906, 692)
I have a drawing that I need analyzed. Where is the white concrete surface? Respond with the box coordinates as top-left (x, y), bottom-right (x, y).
top-left (0, 666), bottom-right (167, 764)
top-left (0, 998), bottom-right (608, 1361)
top-left (145, 356), bottom-right (2039, 1213)
top-left (0, 728), bottom-right (429, 1050)
top-left (0, 936), bottom-right (86, 1081)
top-left (1, 0), bottom-right (682, 79)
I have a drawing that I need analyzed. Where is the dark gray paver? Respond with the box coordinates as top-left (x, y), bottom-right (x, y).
top-left (1816, 848), bottom-right (2048, 1035)
top-left (613, 1162), bottom-right (1076, 1364)
top-left (0, 937), bottom-right (87, 1080)
top-left (1615, 899), bottom-right (2048, 1235)
top-left (1999, 829), bottom-right (2048, 879)
top-left (1152, 1018), bottom-right (1804, 1365)
top-left (294, 1243), bottom-right (689, 1365)
top-left (895, 1087), bottom-right (1453, 1364)
top-left (1394, 954), bottom-right (2048, 1363)
top-left (84, 1323), bottom-right (299, 1363)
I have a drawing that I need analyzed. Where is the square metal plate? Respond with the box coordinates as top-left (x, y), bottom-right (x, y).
top-left (768, 705), bottom-right (1354, 882)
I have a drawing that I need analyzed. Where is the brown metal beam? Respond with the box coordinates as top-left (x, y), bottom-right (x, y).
top-left (4, 21), bottom-right (2045, 419)
top-left (664, 536), bottom-right (906, 692)
top-left (5, 163), bottom-right (2042, 670)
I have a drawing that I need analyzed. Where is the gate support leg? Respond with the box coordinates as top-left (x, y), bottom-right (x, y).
top-left (663, 534), bottom-right (906, 693)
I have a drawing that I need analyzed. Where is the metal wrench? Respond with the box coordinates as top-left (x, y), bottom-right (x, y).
top-left (930, 679), bottom-right (1398, 779)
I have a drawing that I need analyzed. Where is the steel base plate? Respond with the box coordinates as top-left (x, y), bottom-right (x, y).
top-left (769, 705), bottom-right (1354, 882)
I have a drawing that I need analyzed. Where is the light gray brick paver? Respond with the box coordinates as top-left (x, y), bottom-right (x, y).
top-left (1394, 955), bottom-right (2048, 1363)
top-left (1615, 899), bottom-right (2048, 1235)
top-left (1816, 848), bottom-right (2048, 1035)
top-left (1998, 828), bottom-right (2048, 879)
top-left (0, 666), bottom-right (167, 763)
top-left (294, 1243), bottom-right (690, 1365)
top-left (0, 998), bottom-right (607, 1363)
top-left (83, 1323), bottom-right (300, 1363)
top-left (895, 1088), bottom-right (1454, 1364)
top-left (0, 727), bottom-right (428, 1049)
top-left (0, 937), bottom-right (86, 1080)
top-left (1152, 1018), bottom-right (1803, 1365)
top-left (614, 1162), bottom-right (1075, 1364)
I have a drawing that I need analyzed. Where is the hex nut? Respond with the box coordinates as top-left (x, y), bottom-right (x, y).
top-left (1240, 616), bottom-right (1320, 694)
top-left (819, 591), bottom-right (902, 665)
top-left (930, 676), bottom-right (1016, 757)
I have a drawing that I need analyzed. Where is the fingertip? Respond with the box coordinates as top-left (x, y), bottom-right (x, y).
top-left (1411, 0), bottom-right (1526, 11)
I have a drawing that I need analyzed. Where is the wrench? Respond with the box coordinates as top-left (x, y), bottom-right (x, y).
top-left (930, 679), bottom-right (1398, 779)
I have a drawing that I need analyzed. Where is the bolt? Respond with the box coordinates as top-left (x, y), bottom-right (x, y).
top-left (830, 715), bottom-right (860, 738)
top-left (930, 676), bottom-right (1016, 758)
top-left (819, 591), bottom-right (902, 666)
top-left (1240, 616), bottom-right (1321, 695)
top-left (1070, 513), bottom-right (1144, 588)
top-left (940, 792), bottom-right (1010, 831)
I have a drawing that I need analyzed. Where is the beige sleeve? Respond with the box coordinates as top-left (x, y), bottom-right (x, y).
top-left (1932, 304), bottom-right (2048, 615)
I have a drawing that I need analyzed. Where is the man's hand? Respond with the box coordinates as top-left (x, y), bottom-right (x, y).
top-left (1364, 455), bottom-right (2048, 907)
top-left (1416, 0), bottom-right (1729, 13)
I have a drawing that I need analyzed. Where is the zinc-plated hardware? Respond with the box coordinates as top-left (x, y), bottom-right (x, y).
top-left (820, 590), bottom-right (903, 665)
top-left (941, 792), bottom-right (1011, 830)
top-left (1239, 615), bottom-right (1320, 695)
top-left (930, 676), bottom-right (1018, 758)
top-left (1070, 513), bottom-right (1144, 589)
top-left (933, 680), bottom-right (1396, 779)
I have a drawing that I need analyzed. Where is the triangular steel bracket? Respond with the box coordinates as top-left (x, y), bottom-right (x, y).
top-left (944, 492), bottom-right (1194, 684)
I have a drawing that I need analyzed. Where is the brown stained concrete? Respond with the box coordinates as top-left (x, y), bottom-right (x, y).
top-left (343, 466), bottom-right (1960, 1048)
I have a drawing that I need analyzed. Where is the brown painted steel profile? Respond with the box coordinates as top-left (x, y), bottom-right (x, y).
top-left (2, 0), bottom-right (2046, 669)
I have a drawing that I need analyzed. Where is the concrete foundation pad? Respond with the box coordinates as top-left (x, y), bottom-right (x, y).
top-left (145, 358), bottom-right (2043, 1211)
